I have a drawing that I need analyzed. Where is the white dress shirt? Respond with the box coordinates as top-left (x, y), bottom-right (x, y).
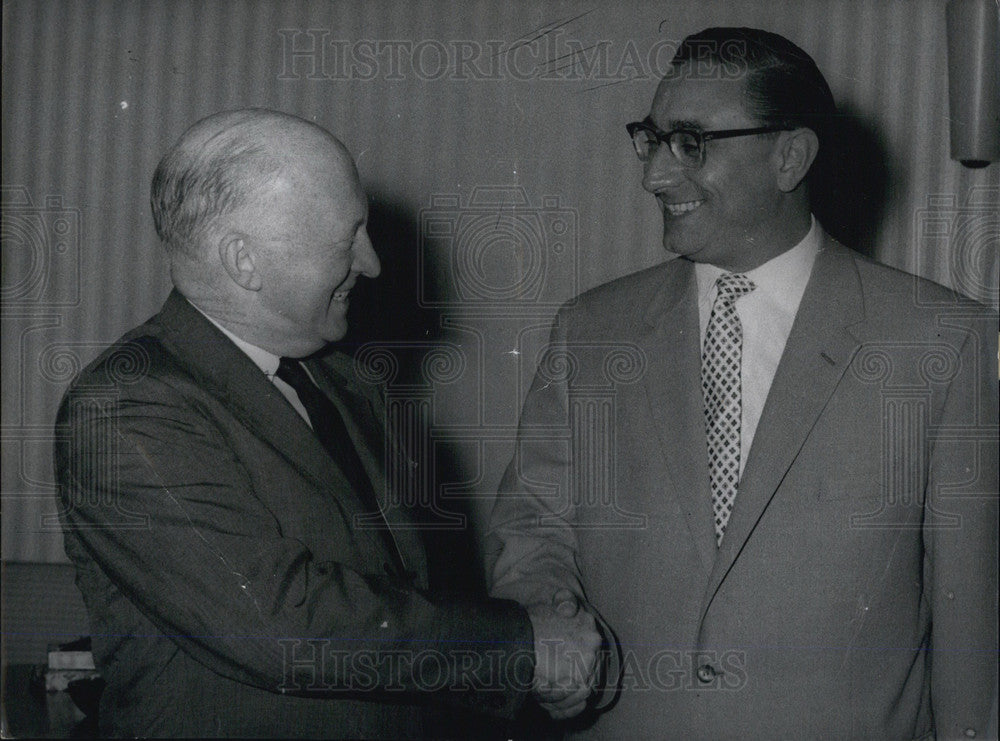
top-left (695, 216), bottom-right (821, 476)
top-left (190, 303), bottom-right (313, 427)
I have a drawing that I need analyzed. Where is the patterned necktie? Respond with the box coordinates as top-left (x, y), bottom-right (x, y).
top-left (702, 273), bottom-right (756, 545)
top-left (275, 357), bottom-right (403, 572)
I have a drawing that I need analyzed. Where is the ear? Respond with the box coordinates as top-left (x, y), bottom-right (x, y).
top-left (774, 128), bottom-right (820, 193)
top-left (218, 234), bottom-right (262, 291)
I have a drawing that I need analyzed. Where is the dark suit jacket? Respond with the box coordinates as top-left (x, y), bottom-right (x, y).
top-left (487, 236), bottom-right (998, 739)
top-left (55, 290), bottom-right (533, 738)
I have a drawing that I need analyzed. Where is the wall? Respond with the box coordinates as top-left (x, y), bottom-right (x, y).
top-left (3, 0), bottom-right (998, 563)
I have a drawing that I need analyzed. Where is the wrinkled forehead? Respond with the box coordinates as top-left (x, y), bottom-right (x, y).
top-left (264, 153), bottom-right (364, 212)
top-left (228, 140), bottom-right (366, 240)
top-left (649, 65), bottom-right (753, 130)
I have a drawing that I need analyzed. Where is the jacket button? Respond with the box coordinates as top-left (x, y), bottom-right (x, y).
top-left (696, 664), bottom-right (717, 683)
top-left (964, 729), bottom-right (976, 738)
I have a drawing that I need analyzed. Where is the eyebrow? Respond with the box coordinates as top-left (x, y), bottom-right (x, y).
top-left (329, 214), bottom-right (367, 248)
top-left (348, 202), bottom-right (368, 231)
top-left (646, 116), bottom-right (706, 133)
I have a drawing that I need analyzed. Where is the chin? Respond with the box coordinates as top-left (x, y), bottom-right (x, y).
top-left (662, 225), bottom-right (716, 261)
top-left (322, 323), bottom-right (349, 344)
top-left (318, 308), bottom-right (350, 343)
top-left (662, 235), bottom-right (694, 257)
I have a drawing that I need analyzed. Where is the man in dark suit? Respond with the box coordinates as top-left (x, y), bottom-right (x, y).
top-left (55, 108), bottom-right (601, 737)
top-left (487, 28), bottom-right (997, 738)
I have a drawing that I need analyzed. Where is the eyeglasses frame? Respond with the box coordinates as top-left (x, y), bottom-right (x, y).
top-left (625, 117), bottom-right (795, 168)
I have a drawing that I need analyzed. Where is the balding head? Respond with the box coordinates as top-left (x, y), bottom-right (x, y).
top-left (150, 108), bottom-right (354, 257)
top-left (149, 108), bottom-right (380, 356)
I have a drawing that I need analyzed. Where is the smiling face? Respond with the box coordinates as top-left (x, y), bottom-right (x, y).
top-left (245, 143), bottom-right (380, 355)
top-left (643, 65), bottom-right (794, 272)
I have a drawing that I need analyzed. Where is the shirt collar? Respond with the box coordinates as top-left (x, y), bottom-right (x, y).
top-left (695, 215), bottom-right (821, 308)
top-left (186, 300), bottom-right (281, 378)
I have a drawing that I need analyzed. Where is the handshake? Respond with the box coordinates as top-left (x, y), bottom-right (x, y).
top-left (526, 589), bottom-right (604, 720)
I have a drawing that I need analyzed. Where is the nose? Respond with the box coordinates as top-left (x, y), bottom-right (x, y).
top-left (352, 228), bottom-right (381, 278)
top-left (641, 145), bottom-right (688, 193)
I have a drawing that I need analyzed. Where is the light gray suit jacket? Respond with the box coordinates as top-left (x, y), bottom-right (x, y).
top-left (487, 236), bottom-right (997, 739)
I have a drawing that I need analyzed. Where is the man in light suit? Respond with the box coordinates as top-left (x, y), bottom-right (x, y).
top-left (55, 108), bottom-right (601, 737)
top-left (487, 28), bottom-right (997, 738)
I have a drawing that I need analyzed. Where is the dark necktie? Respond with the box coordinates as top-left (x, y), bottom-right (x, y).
top-left (275, 357), bottom-right (403, 572)
top-left (702, 273), bottom-right (756, 545)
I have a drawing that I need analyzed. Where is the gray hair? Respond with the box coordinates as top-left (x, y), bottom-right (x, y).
top-left (150, 114), bottom-right (283, 255)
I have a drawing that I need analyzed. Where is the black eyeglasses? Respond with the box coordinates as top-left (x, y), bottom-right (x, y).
top-left (626, 117), bottom-right (793, 168)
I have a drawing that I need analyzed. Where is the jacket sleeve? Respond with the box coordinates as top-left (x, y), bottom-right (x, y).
top-left (923, 312), bottom-right (998, 738)
top-left (55, 364), bottom-right (534, 718)
top-left (486, 310), bottom-right (585, 604)
top-left (484, 309), bottom-right (622, 709)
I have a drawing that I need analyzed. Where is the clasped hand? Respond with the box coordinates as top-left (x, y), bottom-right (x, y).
top-left (527, 589), bottom-right (602, 719)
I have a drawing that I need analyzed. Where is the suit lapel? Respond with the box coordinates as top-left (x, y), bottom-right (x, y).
top-left (639, 260), bottom-right (717, 572)
top-left (155, 293), bottom-right (381, 530)
top-left (701, 239), bottom-right (866, 612)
